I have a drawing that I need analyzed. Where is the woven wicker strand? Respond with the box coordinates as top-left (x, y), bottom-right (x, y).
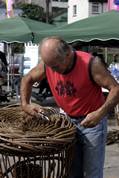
top-left (0, 105), bottom-right (76, 178)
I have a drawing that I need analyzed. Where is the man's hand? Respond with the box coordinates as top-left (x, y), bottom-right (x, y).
top-left (80, 110), bottom-right (102, 128)
top-left (22, 103), bottom-right (44, 118)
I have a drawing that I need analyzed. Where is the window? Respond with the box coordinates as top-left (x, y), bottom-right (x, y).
top-left (92, 3), bottom-right (100, 14)
top-left (73, 5), bottom-right (77, 17)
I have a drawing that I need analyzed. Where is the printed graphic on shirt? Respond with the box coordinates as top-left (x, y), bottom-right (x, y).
top-left (55, 80), bottom-right (76, 96)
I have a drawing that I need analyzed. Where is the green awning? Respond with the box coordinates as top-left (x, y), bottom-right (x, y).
top-left (35, 10), bottom-right (119, 44)
top-left (0, 16), bottom-right (54, 43)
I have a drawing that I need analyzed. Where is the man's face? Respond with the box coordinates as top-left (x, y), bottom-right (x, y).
top-left (44, 56), bottom-right (70, 74)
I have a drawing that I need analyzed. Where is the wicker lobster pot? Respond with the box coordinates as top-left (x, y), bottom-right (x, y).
top-left (0, 106), bottom-right (76, 178)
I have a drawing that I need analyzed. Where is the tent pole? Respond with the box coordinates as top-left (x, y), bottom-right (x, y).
top-left (7, 44), bottom-right (11, 92)
top-left (104, 47), bottom-right (108, 63)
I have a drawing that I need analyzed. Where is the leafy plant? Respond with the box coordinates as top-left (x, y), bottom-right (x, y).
top-left (18, 3), bottom-right (53, 24)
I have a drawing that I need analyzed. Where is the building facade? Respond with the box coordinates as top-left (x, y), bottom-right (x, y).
top-left (20, 0), bottom-right (109, 24)
top-left (68, 0), bottom-right (108, 24)
top-left (18, 0), bottom-right (68, 12)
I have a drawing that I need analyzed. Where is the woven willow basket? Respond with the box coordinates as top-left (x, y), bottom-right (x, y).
top-left (0, 106), bottom-right (76, 178)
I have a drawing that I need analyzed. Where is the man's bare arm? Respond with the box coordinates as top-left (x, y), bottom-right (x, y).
top-left (80, 56), bottom-right (119, 127)
top-left (20, 61), bottom-right (45, 116)
top-left (92, 57), bottom-right (119, 116)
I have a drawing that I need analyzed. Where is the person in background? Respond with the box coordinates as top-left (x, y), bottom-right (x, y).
top-left (109, 54), bottom-right (119, 82)
top-left (0, 51), bottom-right (8, 67)
top-left (113, 54), bottom-right (119, 69)
top-left (0, 51), bottom-right (8, 93)
top-left (20, 36), bottom-right (119, 178)
top-left (109, 54), bottom-right (119, 117)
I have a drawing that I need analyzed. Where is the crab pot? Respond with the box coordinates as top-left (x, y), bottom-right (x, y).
top-left (0, 106), bottom-right (76, 178)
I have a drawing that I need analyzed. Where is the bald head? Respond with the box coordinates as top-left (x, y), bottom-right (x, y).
top-left (39, 36), bottom-right (71, 64)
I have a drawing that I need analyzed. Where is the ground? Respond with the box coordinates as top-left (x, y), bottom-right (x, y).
top-left (104, 143), bottom-right (119, 178)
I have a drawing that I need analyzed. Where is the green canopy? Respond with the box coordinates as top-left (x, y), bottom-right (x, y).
top-left (35, 10), bottom-right (119, 44)
top-left (0, 16), bottom-right (54, 43)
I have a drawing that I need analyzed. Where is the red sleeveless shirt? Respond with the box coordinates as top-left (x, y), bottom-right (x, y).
top-left (46, 51), bottom-right (105, 117)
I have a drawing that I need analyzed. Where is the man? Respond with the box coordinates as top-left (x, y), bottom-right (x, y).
top-left (20, 36), bottom-right (119, 178)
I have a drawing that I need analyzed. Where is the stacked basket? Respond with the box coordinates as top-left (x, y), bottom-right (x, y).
top-left (0, 106), bottom-right (76, 178)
